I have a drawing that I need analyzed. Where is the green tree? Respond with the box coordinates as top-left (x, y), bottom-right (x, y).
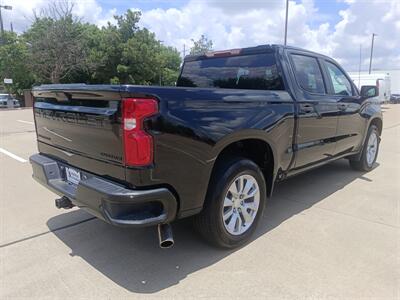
top-left (0, 4), bottom-right (182, 91)
top-left (190, 34), bottom-right (213, 55)
top-left (23, 2), bottom-right (93, 83)
top-left (114, 10), bottom-right (142, 42)
top-left (118, 30), bottom-right (181, 85)
top-left (110, 10), bottom-right (182, 85)
top-left (82, 24), bottom-right (122, 83)
top-left (157, 46), bottom-right (182, 85)
top-left (118, 28), bottom-right (160, 84)
top-left (86, 9), bottom-right (182, 85)
top-left (0, 32), bottom-right (34, 96)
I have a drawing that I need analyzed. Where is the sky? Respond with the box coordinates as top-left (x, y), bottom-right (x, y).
top-left (1, 0), bottom-right (399, 71)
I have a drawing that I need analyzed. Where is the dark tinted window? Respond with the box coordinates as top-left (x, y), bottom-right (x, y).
top-left (291, 54), bottom-right (325, 94)
top-left (177, 53), bottom-right (284, 90)
top-left (325, 61), bottom-right (353, 96)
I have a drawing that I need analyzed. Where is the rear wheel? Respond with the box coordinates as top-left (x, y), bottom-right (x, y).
top-left (349, 125), bottom-right (380, 171)
top-left (193, 157), bottom-right (266, 248)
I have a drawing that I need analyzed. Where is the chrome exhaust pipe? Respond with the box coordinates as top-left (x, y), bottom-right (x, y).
top-left (157, 223), bottom-right (174, 249)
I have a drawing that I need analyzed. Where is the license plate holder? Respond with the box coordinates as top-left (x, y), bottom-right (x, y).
top-left (65, 167), bottom-right (81, 185)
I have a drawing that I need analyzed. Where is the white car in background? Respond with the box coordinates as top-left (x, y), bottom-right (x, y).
top-left (0, 94), bottom-right (21, 108)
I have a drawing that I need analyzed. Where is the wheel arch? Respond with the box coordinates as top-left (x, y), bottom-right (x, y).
top-left (351, 115), bottom-right (383, 162)
top-left (209, 133), bottom-right (278, 198)
top-left (369, 117), bottom-right (383, 135)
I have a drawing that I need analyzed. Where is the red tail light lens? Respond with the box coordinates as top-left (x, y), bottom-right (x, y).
top-left (122, 98), bottom-right (158, 167)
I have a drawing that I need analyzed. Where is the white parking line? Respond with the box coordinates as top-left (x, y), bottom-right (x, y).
top-left (0, 148), bottom-right (28, 163)
top-left (17, 120), bottom-right (34, 125)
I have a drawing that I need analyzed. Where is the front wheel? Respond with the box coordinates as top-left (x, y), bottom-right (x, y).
top-left (349, 125), bottom-right (380, 171)
top-left (193, 158), bottom-right (266, 248)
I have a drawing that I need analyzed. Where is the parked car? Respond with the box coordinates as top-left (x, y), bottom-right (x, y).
top-left (30, 45), bottom-right (382, 249)
top-left (0, 94), bottom-right (20, 108)
top-left (390, 94), bottom-right (400, 103)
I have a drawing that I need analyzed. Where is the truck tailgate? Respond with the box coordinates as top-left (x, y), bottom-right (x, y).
top-left (32, 87), bottom-right (125, 180)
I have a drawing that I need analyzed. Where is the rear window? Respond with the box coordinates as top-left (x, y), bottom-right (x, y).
top-left (177, 53), bottom-right (284, 90)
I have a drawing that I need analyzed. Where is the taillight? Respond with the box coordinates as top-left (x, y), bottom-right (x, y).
top-left (122, 98), bottom-right (158, 167)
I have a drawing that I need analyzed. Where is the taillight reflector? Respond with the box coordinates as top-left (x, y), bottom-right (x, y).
top-left (122, 98), bottom-right (158, 166)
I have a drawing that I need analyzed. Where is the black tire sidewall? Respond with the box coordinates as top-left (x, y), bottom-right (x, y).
top-left (208, 158), bottom-right (266, 248)
top-left (361, 125), bottom-right (380, 170)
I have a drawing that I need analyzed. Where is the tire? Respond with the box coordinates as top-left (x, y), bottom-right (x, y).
top-left (193, 157), bottom-right (267, 248)
top-left (349, 125), bottom-right (380, 171)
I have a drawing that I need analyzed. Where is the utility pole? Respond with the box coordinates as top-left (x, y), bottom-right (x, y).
top-left (0, 7), bottom-right (3, 36)
top-left (10, 22), bottom-right (13, 33)
top-left (159, 40), bottom-right (164, 86)
top-left (0, 5), bottom-right (12, 44)
top-left (358, 44), bottom-right (362, 88)
top-left (183, 44), bottom-right (186, 58)
top-left (0, 5), bottom-right (12, 35)
top-left (369, 33), bottom-right (377, 74)
top-left (284, 0), bottom-right (289, 45)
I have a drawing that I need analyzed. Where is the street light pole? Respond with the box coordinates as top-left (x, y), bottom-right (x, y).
top-left (0, 5), bottom-right (12, 44)
top-left (368, 33), bottom-right (377, 74)
top-left (0, 7), bottom-right (4, 36)
top-left (284, 0), bottom-right (289, 45)
top-left (358, 44), bottom-right (362, 88)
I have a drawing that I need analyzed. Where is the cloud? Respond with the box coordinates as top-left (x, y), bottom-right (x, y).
top-left (3, 0), bottom-right (399, 71)
top-left (139, 0), bottom-right (400, 71)
top-left (330, 0), bottom-right (400, 70)
top-left (138, 1), bottom-right (328, 57)
top-left (1, 0), bottom-right (116, 32)
top-left (206, 0), bottom-right (284, 13)
top-left (0, 0), bottom-right (47, 33)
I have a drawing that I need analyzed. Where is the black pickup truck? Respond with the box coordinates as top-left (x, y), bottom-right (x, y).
top-left (30, 44), bottom-right (382, 248)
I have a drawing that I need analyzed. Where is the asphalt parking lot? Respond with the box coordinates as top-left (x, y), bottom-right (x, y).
top-left (1, 106), bottom-right (399, 299)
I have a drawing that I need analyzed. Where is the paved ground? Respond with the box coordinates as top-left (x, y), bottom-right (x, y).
top-left (0, 106), bottom-right (399, 299)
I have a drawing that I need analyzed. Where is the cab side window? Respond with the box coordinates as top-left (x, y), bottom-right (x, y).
top-left (291, 54), bottom-right (326, 94)
top-left (325, 61), bottom-right (353, 96)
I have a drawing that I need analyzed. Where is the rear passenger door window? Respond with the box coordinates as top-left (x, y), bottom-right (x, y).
top-left (324, 61), bottom-right (353, 96)
top-left (291, 54), bottom-right (326, 94)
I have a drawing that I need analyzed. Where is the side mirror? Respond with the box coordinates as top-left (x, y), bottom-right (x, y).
top-left (360, 85), bottom-right (378, 98)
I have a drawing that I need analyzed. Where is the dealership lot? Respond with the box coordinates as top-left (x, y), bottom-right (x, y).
top-left (0, 106), bottom-right (399, 298)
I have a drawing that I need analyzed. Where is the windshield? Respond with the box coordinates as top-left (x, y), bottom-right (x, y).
top-left (177, 53), bottom-right (284, 90)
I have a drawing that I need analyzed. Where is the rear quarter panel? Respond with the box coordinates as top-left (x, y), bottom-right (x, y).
top-left (121, 86), bottom-right (295, 217)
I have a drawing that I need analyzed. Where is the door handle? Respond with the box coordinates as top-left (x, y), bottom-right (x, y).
top-left (337, 103), bottom-right (347, 111)
top-left (299, 103), bottom-right (322, 119)
top-left (300, 104), bottom-right (314, 113)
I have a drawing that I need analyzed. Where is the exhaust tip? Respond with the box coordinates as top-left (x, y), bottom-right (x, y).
top-left (160, 239), bottom-right (174, 249)
top-left (158, 223), bottom-right (174, 249)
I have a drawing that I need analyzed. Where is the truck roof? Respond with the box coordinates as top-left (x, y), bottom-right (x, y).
top-left (184, 44), bottom-right (333, 62)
